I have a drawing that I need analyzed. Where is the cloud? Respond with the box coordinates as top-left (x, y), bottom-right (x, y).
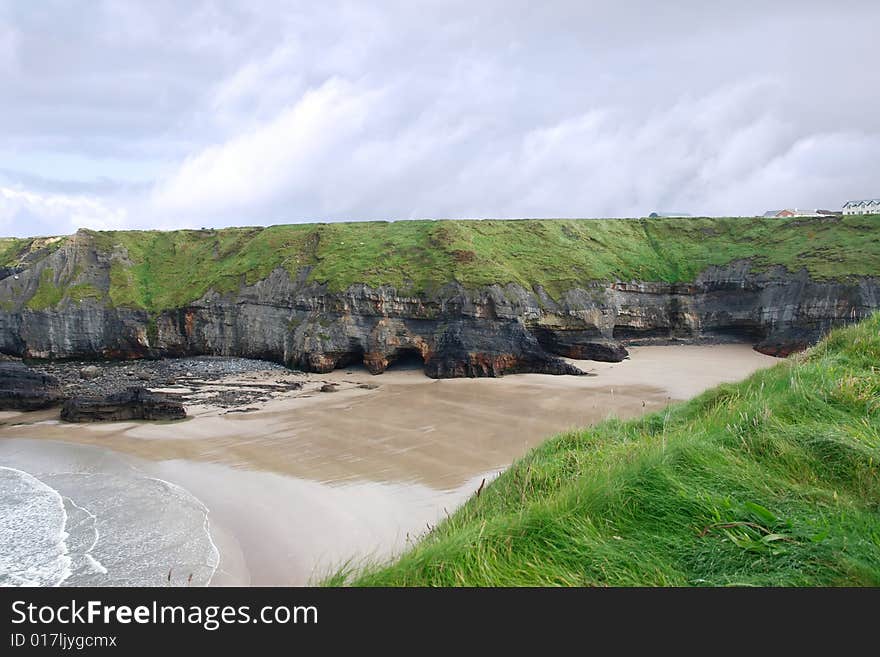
top-left (0, 186), bottom-right (127, 236)
top-left (2, 1), bottom-right (880, 236)
top-left (152, 78), bottom-right (380, 217)
top-left (0, 22), bottom-right (17, 74)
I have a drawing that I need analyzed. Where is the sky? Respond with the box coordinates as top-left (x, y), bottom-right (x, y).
top-left (1, 0), bottom-right (878, 237)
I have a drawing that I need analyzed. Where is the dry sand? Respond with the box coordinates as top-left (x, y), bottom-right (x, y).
top-left (0, 344), bottom-right (776, 585)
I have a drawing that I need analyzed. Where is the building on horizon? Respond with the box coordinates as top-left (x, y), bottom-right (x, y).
top-left (842, 199), bottom-right (880, 215)
top-left (762, 209), bottom-right (842, 218)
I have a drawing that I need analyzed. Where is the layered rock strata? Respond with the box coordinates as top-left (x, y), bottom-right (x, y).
top-left (0, 361), bottom-right (63, 410)
top-left (1, 234), bottom-right (877, 377)
top-left (60, 387), bottom-right (186, 422)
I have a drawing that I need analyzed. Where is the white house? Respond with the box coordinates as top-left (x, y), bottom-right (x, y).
top-left (842, 199), bottom-right (880, 215)
top-left (762, 209), bottom-right (839, 218)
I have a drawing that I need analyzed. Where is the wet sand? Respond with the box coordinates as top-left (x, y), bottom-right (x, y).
top-left (0, 344), bottom-right (776, 585)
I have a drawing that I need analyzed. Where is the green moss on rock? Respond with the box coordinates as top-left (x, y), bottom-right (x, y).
top-left (26, 269), bottom-right (64, 310)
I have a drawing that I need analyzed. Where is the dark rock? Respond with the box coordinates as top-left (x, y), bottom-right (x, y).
top-left (533, 327), bottom-right (628, 362)
top-left (0, 266), bottom-right (23, 282)
top-left (0, 362), bottom-right (64, 410)
top-left (754, 330), bottom-right (813, 358)
top-left (320, 383), bottom-right (338, 392)
top-left (60, 387), bottom-right (186, 423)
top-left (423, 320), bottom-right (585, 378)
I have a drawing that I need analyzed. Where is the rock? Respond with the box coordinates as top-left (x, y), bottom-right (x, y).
top-left (533, 328), bottom-right (629, 362)
top-left (79, 365), bottom-right (102, 380)
top-left (0, 362), bottom-right (64, 410)
top-left (136, 372), bottom-right (152, 381)
top-left (423, 320), bottom-right (586, 378)
top-left (320, 383), bottom-right (338, 392)
top-left (60, 387), bottom-right (186, 423)
top-left (2, 229), bottom-right (878, 376)
top-left (0, 266), bottom-right (24, 282)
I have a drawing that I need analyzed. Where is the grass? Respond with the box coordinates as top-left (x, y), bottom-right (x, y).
top-left (9, 214), bottom-right (880, 312)
top-left (67, 283), bottom-right (104, 303)
top-left (0, 237), bottom-right (31, 267)
top-left (25, 269), bottom-right (65, 310)
top-left (335, 314), bottom-right (880, 586)
top-left (0, 236), bottom-right (65, 268)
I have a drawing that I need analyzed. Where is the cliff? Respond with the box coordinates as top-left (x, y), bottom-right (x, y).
top-left (1, 216), bottom-right (878, 377)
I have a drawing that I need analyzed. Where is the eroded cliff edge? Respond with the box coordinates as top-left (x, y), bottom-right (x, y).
top-left (1, 219), bottom-right (878, 377)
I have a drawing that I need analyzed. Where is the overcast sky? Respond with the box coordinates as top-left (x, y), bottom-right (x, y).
top-left (1, 1), bottom-right (878, 237)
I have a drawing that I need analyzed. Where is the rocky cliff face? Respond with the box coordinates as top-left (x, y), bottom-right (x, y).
top-left (1, 232), bottom-right (877, 376)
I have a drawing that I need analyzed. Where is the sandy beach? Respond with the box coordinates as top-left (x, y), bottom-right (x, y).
top-left (0, 344), bottom-right (776, 585)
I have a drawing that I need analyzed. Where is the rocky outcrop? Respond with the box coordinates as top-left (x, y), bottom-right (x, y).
top-left (60, 387), bottom-right (186, 423)
top-left (0, 362), bottom-right (63, 410)
top-left (1, 232), bottom-right (878, 377)
top-left (422, 320), bottom-right (585, 378)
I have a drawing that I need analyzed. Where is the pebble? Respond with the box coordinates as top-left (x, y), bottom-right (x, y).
top-left (33, 357), bottom-right (298, 409)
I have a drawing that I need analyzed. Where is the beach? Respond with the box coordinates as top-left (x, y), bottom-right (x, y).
top-left (0, 344), bottom-right (776, 586)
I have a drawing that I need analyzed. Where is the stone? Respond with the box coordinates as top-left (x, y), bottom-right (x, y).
top-left (532, 328), bottom-right (629, 362)
top-left (79, 365), bottom-right (102, 380)
top-left (0, 362), bottom-right (64, 410)
top-left (60, 387), bottom-right (186, 423)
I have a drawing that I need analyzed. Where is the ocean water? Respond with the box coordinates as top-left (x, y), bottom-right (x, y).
top-left (0, 467), bottom-right (71, 586)
top-left (0, 464), bottom-right (219, 587)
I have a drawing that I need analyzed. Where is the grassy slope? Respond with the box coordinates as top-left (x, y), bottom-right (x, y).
top-left (340, 315), bottom-right (880, 586)
top-left (0, 236), bottom-right (65, 268)
top-left (6, 215), bottom-right (879, 312)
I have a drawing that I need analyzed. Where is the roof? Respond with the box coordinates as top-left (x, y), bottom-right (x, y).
top-left (843, 199), bottom-right (880, 208)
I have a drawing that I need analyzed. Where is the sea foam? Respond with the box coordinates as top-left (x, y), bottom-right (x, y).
top-left (1, 465), bottom-right (219, 587)
top-left (0, 467), bottom-right (71, 587)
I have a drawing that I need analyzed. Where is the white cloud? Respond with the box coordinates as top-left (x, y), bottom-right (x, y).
top-left (0, 187), bottom-right (127, 236)
top-left (152, 78), bottom-right (379, 217)
top-left (0, 22), bottom-right (18, 74)
top-left (2, 1), bottom-right (880, 235)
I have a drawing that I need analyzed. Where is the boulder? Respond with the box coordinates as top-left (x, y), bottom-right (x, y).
top-left (532, 327), bottom-right (628, 362)
top-left (79, 365), bottom-right (102, 380)
top-left (423, 320), bottom-right (586, 378)
top-left (0, 362), bottom-right (64, 410)
top-left (61, 386), bottom-right (186, 423)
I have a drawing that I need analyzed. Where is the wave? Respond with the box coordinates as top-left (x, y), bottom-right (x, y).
top-left (0, 467), bottom-right (219, 587)
top-left (148, 477), bottom-right (220, 586)
top-left (0, 467), bottom-right (71, 587)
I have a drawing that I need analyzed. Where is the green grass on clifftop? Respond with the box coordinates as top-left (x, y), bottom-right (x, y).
top-left (0, 236), bottom-right (65, 269)
top-left (336, 315), bottom-right (880, 586)
top-left (10, 214), bottom-right (880, 312)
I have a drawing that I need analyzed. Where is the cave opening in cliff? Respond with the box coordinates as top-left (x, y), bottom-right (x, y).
top-left (387, 348), bottom-right (425, 371)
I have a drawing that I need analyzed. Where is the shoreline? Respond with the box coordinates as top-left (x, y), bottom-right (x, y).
top-left (0, 344), bottom-right (777, 585)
